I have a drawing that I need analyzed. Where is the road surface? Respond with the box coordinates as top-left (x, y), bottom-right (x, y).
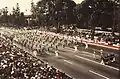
top-left (37, 47), bottom-right (119, 79)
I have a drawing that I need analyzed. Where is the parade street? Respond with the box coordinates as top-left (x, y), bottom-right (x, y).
top-left (37, 47), bottom-right (119, 79)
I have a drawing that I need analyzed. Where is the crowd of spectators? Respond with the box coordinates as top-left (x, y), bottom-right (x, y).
top-left (96, 33), bottom-right (119, 45)
top-left (0, 34), bottom-right (72, 79)
top-left (56, 25), bottom-right (119, 46)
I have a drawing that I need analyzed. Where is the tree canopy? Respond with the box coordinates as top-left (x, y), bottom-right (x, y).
top-left (0, 0), bottom-right (119, 33)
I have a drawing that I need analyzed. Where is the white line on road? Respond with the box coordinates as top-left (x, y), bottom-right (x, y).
top-left (64, 60), bottom-right (73, 64)
top-left (89, 70), bottom-right (109, 79)
top-left (75, 55), bottom-right (119, 71)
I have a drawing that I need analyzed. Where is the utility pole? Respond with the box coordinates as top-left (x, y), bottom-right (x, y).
top-left (112, 2), bottom-right (116, 35)
top-left (90, 11), bottom-right (96, 40)
top-left (89, 2), bottom-right (97, 40)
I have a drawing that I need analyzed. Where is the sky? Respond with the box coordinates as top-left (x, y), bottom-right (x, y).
top-left (0, 0), bottom-right (84, 15)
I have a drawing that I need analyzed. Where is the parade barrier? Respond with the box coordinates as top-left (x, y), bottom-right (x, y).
top-left (85, 41), bottom-right (120, 50)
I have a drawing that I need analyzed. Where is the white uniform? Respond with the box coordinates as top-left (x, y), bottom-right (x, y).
top-left (74, 45), bottom-right (77, 52)
top-left (55, 50), bottom-right (58, 56)
top-left (93, 51), bottom-right (96, 59)
top-left (85, 42), bottom-right (88, 49)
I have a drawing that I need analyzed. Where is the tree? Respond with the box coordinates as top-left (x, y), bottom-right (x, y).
top-left (19, 12), bottom-right (25, 26)
top-left (10, 7), bottom-right (16, 25)
top-left (15, 3), bottom-right (21, 25)
top-left (76, 0), bottom-right (120, 39)
top-left (1, 7), bottom-right (9, 23)
top-left (31, 0), bottom-right (76, 26)
top-left (8, 3), bottom-right (25, 27)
